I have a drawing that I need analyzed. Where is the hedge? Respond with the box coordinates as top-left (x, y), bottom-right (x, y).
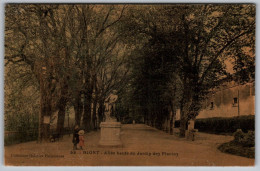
top-left (194, 115), bottom-right (255, 134)
top-left (218, 141), bottom-right (255, 158)
top-left (218, 129), bottom-right (255, 158)
top-left (174, 115), bottom-right (254, 134)
top-left (5, 130), bottom-right (38, 146)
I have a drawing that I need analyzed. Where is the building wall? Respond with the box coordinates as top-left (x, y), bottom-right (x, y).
top-left (175, 81), bottom-right (255, 120)
top-left (199, 81), bottom-right (255, 118)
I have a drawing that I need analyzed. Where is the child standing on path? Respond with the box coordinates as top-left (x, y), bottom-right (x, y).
top-left (78, 130), bottom-right (85, 150)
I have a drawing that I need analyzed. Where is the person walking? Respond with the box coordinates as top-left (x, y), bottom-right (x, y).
top-left (72, 125), bottom-right (80, 150)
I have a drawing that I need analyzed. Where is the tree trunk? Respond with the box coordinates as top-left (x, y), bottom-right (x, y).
top-left (179, 115), bottom-right (187, 137)
top-left (40, 93), bottom-right (52, 141)
top-left (169, 107), bottom-right (176, 135)
top-left (38, 73), bottom-right (52, 142)
top-left (56, 103), bottom-right (66, 135)
top-left (91, 76), bottom-right (98, 130)
top-left (98, 99), bottom-right (105, 126)
top-left (169, 114), bottom-right (174, 135)
top-left (39, 95), bottom-right (52, 142)
top-left (82, 58), bottom-right (94, 131)
top-left (179, 75), bottom-right (191, 137)
top-left (83, 92), bottom-right (92, 132)
top-left (144, 108), bottom-right (148, 124)
top-left (56, 96), bottom-right (67, 136)
top-left (74, 92), bottom-right (83, 127)
top-left (92, 99), bottom-right (97, 130)
top-left (83, 77), bottom-right (94, 131)
top-left (56, 80), bottom-right (69, 135)
top-left (179, 100), bottom-right (188, 137)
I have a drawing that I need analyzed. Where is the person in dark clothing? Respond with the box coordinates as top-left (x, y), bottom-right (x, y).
top-left (72, 125), bottom-right (80, 150)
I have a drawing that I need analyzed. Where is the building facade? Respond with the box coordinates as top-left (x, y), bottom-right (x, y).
top-left (176, 81), bottom-right (255, 120)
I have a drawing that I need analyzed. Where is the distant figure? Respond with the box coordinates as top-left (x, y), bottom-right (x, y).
top-left (50, 132), bottom-right (61, 142)
top-left (72, 125), bottom-right (80, 150)
top-left (104, 90), bottom-right (118, 121)
top-left (78, 130), bottom-right (85, 150)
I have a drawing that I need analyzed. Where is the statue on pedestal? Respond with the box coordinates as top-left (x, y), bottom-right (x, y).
top-left (104, 90), bottom-right (118, 122)
top-left (99, 90), bottom-right (122, 147)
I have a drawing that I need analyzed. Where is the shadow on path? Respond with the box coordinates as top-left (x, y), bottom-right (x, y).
top-left (4, 124), bottom-right (254, 166)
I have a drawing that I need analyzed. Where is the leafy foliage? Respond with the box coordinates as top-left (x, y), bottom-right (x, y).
top-left (194, 115), bottom-right (255, 134)
top-left (4, 4), bottom-right (255, 141)
top-left (218, 129), bottom-right (255, 158)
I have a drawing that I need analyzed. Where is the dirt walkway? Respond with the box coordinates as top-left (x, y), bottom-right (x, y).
top-left (4, 124), bottom-right (254, 166)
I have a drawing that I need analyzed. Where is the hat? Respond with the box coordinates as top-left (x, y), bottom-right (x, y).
top-left (78, 130), bottom-right (85, 135)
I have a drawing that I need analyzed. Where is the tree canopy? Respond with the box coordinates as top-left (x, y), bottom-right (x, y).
top-left (5, 4), bottom-right (255, 140)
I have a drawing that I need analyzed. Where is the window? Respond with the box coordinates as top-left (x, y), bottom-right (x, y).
top-left (210, 102), bottom-right (214, 110)
top-left (233, 97), bottom-right (238, 107)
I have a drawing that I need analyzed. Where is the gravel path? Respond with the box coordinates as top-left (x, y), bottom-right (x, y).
top-left (4, 124), bottom-right (254, 166)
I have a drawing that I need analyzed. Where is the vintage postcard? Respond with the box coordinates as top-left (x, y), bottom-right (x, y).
top-left (4, 4), bottom-right (255, 166)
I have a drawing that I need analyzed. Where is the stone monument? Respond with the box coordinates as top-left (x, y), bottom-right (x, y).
top-left (99, 90), bottom-right (122, 147)
top-left (185, 119), bottom-right (198, 141)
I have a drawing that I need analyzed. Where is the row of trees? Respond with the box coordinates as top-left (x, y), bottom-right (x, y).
top-left (119, 4), bottom-right (255, 136)
top-left (5, 4), bottom-right (255, 141)
top-left (5, 4), bottom-right (131, 141)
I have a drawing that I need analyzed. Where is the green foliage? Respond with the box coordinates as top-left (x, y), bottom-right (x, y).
top-left (243, 130), bottom-right (255, 147)
top-left (218, 141), bottom-right (255, 158)
top-left (122, 4), bottom-right (255, 130)
top-left (5, 112), bottom-right (38, 132)
top-left (195, 115), bottom-right (255, 134)
top-left (5, 113), bottom-right (38, 146)
top-left (4, 4), bottom-right (255, 140)
top-left (218, 129), bottom-right (255, 158)
top-left (125, 20), bottom-right (183, 128)
top-left (5, 4), bottom-right (130, 137)
top-left (4, 60), bottom-right (40, 145)
top-left (233, 129), bottom-right (244, 142)
top-left (233, 129), bottom-right (254, 147)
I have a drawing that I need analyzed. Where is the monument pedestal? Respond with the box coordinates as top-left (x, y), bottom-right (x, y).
top-left (98, 121), bottom-right (122, 147)
top-left (185, 119), bottom-right (197, 141)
